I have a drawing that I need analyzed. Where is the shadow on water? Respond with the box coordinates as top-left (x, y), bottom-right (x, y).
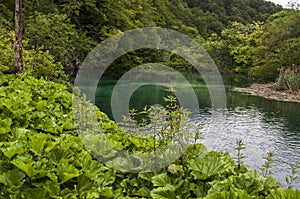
top-left (95, 74), bottom-right (300, 189)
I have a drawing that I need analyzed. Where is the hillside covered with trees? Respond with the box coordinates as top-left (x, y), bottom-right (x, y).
top-left (1, 0), bottom-right (299, 87)
top-left (1, 0), bottom-right (295, 79)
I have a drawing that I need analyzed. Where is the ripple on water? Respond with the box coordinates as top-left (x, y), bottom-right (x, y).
top-left (191, 106), bottom-right (300, 189)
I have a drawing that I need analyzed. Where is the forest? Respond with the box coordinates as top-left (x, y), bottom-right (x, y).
top-left (0, 0), bottom-right (299, 84)
top-left (0, 0), bottom-right (300, 198)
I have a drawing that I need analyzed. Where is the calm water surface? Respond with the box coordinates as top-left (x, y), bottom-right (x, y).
top-left (96, 74), bottom-right (300, 189)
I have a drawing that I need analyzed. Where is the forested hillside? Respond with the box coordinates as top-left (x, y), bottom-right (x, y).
top-left (1, 0), bottom-right (292, 81)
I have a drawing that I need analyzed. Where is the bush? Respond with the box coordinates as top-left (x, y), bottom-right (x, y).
top-left (0, 29), bottom-right (68, 83)
top-left (275, 65), bottom-right (300, 91)
top-left (248, 64), bottom-right (279, 82)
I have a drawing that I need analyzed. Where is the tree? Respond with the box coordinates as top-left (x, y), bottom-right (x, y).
top-left (249, 10), bottom-right (300, 81)
top-left (1, 0), bottom-right (23, 74)
top-left (287, 0), bottom-right (300, 10)
top-left (14, 0), bottom-right (23, 73)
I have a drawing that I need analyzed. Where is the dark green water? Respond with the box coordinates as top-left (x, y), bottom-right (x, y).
top-left (95, 74), bottom-right (300, 189)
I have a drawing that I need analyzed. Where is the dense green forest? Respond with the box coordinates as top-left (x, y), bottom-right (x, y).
top-left (1, 0), bottom-right (300, 198)
top-left (1, 0), bottom-right (299, 84)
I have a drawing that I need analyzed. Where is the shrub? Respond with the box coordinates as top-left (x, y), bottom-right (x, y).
top-left (0, 29), bottom-right (68, 83)
top-left (275, 65), bottom-right (300, 91)
top-left (248, 65), bottom-right (279, 82)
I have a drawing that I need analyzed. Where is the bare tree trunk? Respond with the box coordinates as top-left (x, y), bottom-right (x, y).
top-left (14, 0), bottom-right (23, 73)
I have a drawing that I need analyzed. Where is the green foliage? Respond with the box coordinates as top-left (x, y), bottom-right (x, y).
top-left (235, 139), bottom-right (246, 170)
top-left (185, 0), bottom-right (282, 27)
top-left (0, 73), bottom-right (116, 198)
top-left (286, 162), bottom-right (300, 189)
top-left (0, 29), bottom-right (68, 83)
top-left (275, 65), bottom-right (300, 91)
top-left (188, 155), bottom-right (233, 181)
top-left (204, 188), bottom-right (252, 199)
top-left (250, 10), bottom-right (300, 81)
top-left (203, 21), bottom-right (263, 74)
top-left (266, 188), bottom-right (300, 198)
top-left (248, 64), bottom-right (279, 82)
top-left (260, 152), bottom-right (275, 177)
top-left (0, 0), bottom-right (288, 81)
top-left (24, 12), bottom-right (95, 73)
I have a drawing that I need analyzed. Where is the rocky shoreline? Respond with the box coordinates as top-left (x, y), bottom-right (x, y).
top-left (232, 83), bottom-right (300, 103)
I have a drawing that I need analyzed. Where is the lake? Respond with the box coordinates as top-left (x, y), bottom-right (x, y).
top-left (95, 74), bottom-right (300, 189)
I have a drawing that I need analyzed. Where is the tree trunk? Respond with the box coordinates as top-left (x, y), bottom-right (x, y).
top-left (14, 0), bottom-right (23, 73)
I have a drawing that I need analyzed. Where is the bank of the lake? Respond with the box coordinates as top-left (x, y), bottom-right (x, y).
top-left (233, 83), bottom-right (300, 103)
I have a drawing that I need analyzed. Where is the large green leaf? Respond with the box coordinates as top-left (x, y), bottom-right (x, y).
top-left (0, 168), bottom-right (25, 188)
top-left (150, 184), bottom-right (177, 199)
top-left (266, 188), bottom-right (300, 199)
top-left (44, 180), bottom-right (60, 198)
top-left (188, 155), bottom-right (229, 180)
top-left (57, 162), bottom-right (80, 183)
top-left (0, 118), bottom-right (12, 134)
top-left (204, 188), bottom-right (252, 199)
top-left (29, 133), bottom-right (49, 156)
top-left (12, 157), bottom-right (38, 178)
top-left (1, 141), bottom-right (26, 159)
top-left (152, 173), bottom-right (171, 187)
top-left (77, 175), bottom-right (101, 199)
top-left (79, 153), bottom-right (107, 180)
top-left (22, 188), bottom-right (47, 199)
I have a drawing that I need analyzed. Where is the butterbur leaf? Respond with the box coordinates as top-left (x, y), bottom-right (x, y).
top-left (190, 181), bottom-right (208, 197)
top-left (29, 133), bottom-right (49, 156)
top-left (167, 164), bottom-right (183, 175)
top-left (0, 169), bottom-right (25, 188)
top-left (263, 176), bottom-right (280, 191)
top-left (60, 188), bottom-right (78, 199)
top-left (91, 136), bottom-right (118, 159)
top-left (138, 172), bottom-right (154, 182)
top-left (204, 188), bottom-right (252, 199)
top-left (136, 187), bottom-right (151, 197)
top-left (46, 172), bottom-right (59, 183)
top-left (150, 184), bottom-right (177, 199)
top-left (12, 158), bottom-right (36, 178)
top-left (208, 178), bottom-right (233, 195)
top-left (188, 156), bottom-right (228, 180)
top-left (80, 155), bottom-right (106, 180)
top-left (57, 162), bottom-right (80, 183)
top-left (96, 169), bottom-right (115, 187)
top-left (77, 175), bottom-right (100, 199)
top-left (36, 116), bottom-right (62, 134)
top-left (11, 128), bottom-right (30, 139)
top-left (98, 187), bottom-right (114, 198)
top-left (233, 170), bottom-right (265, 195)
top-left (0, 118), bottom-right (12, 134)
top-left (44, 139), bottom-right (59, 155)
top-left (45, 180), bottom-right (60, 197)
top-left (120, 178), bottom-right (138, 189)
top-left (22, 188), bottom-right (47, 199)
top-left (152, 173), bottom-right (171, 187)
top-left (266, 188), bottom-right (300, 199)
top-left (1, 141), bottom-right (26, 159)
top-left (78, 175), bottom-right (94, 192)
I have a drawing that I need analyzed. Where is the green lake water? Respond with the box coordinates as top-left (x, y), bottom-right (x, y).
top-left (94, 74), bottom-right (300, 189)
